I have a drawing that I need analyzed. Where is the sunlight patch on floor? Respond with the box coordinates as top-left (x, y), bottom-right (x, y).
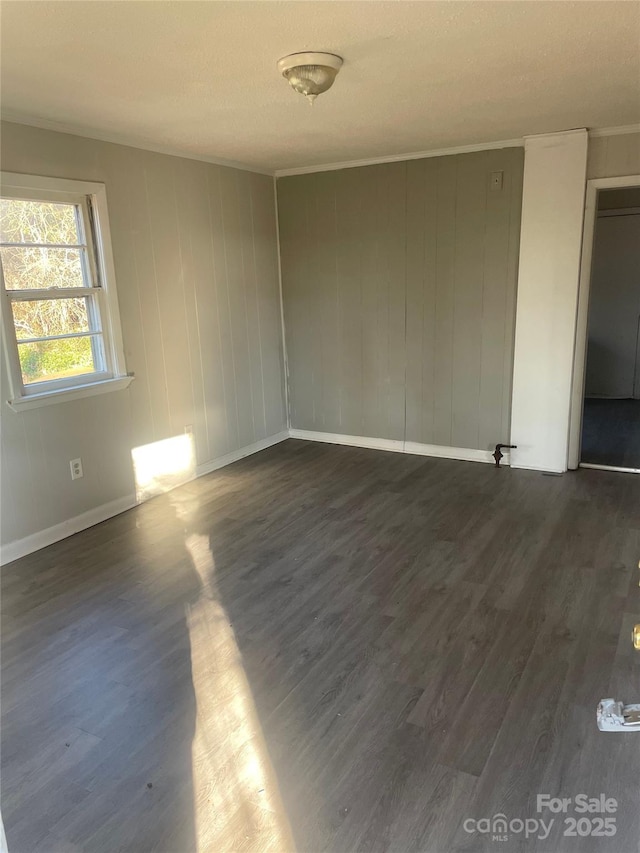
top-left (185, 533), bottom-right (295, 852)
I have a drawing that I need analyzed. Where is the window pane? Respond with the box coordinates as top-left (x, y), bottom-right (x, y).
top-left (1, 245), bottom-right (86, 290)
top-left (11, 297), bottom-right (94, 340)
top-left (0, 199), bottom-right (80, 245)
top-left (18, 335), bottom-right (102, 385)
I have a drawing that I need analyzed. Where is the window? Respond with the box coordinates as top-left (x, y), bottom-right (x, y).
top-left (1, 173), bottom-right (131, 410)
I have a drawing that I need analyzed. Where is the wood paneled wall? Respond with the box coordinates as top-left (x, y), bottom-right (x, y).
top-left (277, 148), bottom-right (524, 449)
top-left (1, 121), bottom-right (286, 548)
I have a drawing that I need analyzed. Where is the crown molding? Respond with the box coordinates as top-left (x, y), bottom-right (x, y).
top-left (275, 124), bottom-right (640, 178)
top-left (274, 136), bottom-right (525, 177)
top-left (0, 111), bottom-right (274, 176)
top-left (524, 128), bottom-right (587, 141)
top-left (588, 123), bottom-right (640, 138)
top-left (2, 111), bottom-right (636, 179)
top-left (523, 128), bottom-right (588, 151)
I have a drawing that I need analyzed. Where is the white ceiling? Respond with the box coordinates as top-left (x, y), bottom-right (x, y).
top-left (2, 1), bottom-right (639, 174)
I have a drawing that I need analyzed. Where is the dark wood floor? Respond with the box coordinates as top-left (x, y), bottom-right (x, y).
top-left (581, 398), bottom-right (640, 469)
top-left (2, 439), bottom-right (640, 853)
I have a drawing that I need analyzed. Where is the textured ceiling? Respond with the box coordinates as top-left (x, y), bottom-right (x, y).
top-left (2, 1), bottom-right (639, 173)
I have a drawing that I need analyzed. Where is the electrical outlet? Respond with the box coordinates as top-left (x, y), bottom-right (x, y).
top-left (70, 458), bottom-right (83, 480)
top-left (184, 424), bottom-right (194, 435)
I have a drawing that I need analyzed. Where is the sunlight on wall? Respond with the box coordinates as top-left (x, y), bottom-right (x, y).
top-left (131, 434), bottom-right (196, 502)
top-left (184, 533), bottom-right (295, 852)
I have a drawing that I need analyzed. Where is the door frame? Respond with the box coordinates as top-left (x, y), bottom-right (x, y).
top-left (567, 173), bottom-right (640, 470)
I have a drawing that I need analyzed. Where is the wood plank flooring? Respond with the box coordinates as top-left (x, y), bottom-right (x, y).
top-left (2, 439), bottom-right (640, 853)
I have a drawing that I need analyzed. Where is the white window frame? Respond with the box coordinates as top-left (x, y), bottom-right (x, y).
top-left (1, 172), bottom-right (132, 411)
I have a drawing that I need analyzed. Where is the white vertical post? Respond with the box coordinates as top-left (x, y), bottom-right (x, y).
top-left (510, 130), bottom-right (588, 472)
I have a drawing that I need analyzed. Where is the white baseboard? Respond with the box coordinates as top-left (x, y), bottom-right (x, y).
top-left (404, 440), bottom-right (501, 465)
top-left (1, 430), bottom-right (290, 567)
top-left (289, 428), bottom-right (506, 466)
top-left (288, 428), bottom-right (404, 453)
top-left (0, 493), bottom-right (137, 566)
top-left (196, 430), bottom-right (289, 477)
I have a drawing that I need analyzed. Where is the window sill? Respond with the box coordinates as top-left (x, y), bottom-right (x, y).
top-left (7, 375), bottom-right (134, 412)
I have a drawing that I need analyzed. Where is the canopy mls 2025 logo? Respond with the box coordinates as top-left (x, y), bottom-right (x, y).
top-left (463, 794), bottom-right (618, 843)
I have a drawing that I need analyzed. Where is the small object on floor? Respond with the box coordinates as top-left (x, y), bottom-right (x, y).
top-left (147, 782), bottom-right (153, 788)
top-left (597, 698), bottom-right (640, 731)
top-left (493, 444), bottom-right (517, 467)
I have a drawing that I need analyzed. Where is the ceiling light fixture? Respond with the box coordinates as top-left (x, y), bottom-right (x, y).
top-left (277, 52), bottom-right (343, 105)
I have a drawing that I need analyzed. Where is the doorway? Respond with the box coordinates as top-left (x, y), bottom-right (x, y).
top-left (569, 176), bottom-right (640, 473)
